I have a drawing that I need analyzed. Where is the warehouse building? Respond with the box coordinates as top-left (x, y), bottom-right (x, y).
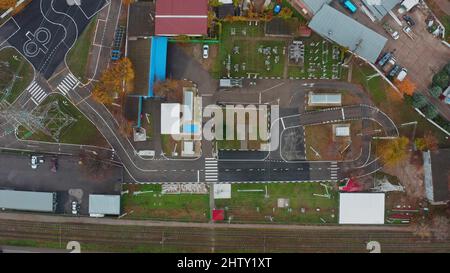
top-left (309, 4), bottom-right (387, 63)
top-left (0, 190), bottom-right (56, 213)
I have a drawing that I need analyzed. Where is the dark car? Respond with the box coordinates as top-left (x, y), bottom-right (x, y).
top-left (388, 65), bottom-right (402, 78)
top-left (377, 52), bottom-right (392, 67)
top-left (403, 15), bottom-right (415, 27)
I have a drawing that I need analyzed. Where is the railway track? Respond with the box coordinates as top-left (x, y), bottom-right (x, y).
top-left (1, 219), bottom-right (449, 252)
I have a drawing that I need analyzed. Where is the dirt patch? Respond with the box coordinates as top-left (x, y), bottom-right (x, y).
top-left (305, 121), bottom-right (363, 161)
top-left (179, 43), bottom-right (219, 72)
top-left (383, 156), bottom-right (426, 201)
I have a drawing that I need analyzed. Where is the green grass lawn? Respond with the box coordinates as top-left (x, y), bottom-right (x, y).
top-left (215, 183), bottom-right (339, 224)
top-left (66, 16), bottom-right (97, 83)
top-left (16, 94), bottom-right (108, 146)
top-left (121, 184), bottom-right (210, 222)
top-left (0, 47), bottom-right (34, 104)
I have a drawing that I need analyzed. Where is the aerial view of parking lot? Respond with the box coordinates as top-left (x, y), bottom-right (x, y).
top-left (0, 0), bottom-right (448, 261)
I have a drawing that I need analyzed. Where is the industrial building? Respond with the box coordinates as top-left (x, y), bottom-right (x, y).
top-left (0, 190), bottom-right (56, 213)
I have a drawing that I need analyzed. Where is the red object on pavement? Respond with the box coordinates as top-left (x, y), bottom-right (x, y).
top-left (212, 209), bottom-right (225, 221)
top-left (340, 178), bottom-right (363, 192)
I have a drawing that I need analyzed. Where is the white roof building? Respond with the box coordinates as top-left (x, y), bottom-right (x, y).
top-left (339, 193), bottom-right (385, 224)
top-left (401, 0), bottom-right (419, 11)
top-left (161, 103), bottom-right (181, 135)
top-left (308, 92), bottom-right (342, 106)
top-left (89, 195), bottom-right (121, 217)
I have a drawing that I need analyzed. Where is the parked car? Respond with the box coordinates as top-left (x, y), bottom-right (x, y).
top-left (388, 65), bottom-right (402, 78)
top-left (396, 68), bottom-right (408, 81)
top-left (202, 44), bottom-right (209, 59)
top-left (30, 156), bottom-right (38, 169)
top-left (382, 58), bottom-right (396, 74)
top-left (403, 15), bottom-right (415, 27)
top-left (71, 201), bottom-right (79, 215)
top-left (383, 23), bottom-right (400, 40)
top-left (340, 0), bottom-right (357, 14)
top-left (377, 52), bottom-right (392, 67)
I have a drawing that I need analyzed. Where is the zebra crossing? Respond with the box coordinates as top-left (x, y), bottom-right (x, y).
top-left (330, 161), bottom-right (339, 181)
top-left (57, 73), bottom-right (80, 96)
top-left (205, 157), bottom-right (218, 182)
top-left (26, 81), bottom-right (47, 105)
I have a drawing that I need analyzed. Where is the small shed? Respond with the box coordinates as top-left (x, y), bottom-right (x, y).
top-left (308, 92), bottom-right (342, 106)
top-left (212, 209), bottom-right (225, 221)
top-left (335, 126), bottom-right (350, 137)
top-left (89, 195), bottom-right (121, 217)
top-left (214, 184), bottom-right (231, 199)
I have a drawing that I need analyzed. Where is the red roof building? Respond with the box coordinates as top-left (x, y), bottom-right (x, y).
top-left (155, 0), bottom-right (208, 36)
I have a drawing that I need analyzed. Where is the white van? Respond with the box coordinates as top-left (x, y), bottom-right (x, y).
top-left (396, 68), bottom-right (408, 81)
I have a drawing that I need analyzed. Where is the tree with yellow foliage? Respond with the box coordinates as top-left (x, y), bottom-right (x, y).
top-left (92, 58), bottom-right (135, 105)
top-left (415, 131), bottom-right (439, 152)
top-left (377, 136), bottom-right (410, 167)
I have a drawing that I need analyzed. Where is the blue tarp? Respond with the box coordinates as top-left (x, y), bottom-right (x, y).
top-left (148, 36), bottom-right (168, 97)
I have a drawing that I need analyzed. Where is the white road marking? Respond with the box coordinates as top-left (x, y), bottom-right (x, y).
top-left (26, 81), bottom-right (47, 104)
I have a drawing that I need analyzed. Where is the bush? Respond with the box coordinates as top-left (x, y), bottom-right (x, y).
top-left (412, 92), bottom-right (428, 108)
top-left (429, 86), bottom-right (443, 98)
top-left (425, 105), bottom-right (439, 120)
top-left (432, 70), bottom-right (449, 89)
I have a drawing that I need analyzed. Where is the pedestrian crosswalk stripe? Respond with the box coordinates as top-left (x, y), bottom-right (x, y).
top-left (57, 73), bottom-right (80, 96)
top-left (26, 81), bottom-right (47, 104)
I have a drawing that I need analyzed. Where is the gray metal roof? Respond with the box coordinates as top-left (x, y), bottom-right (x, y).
top-left (89, 195), bottom-right (120, 215)
top-left (308, 5), bottom-right (387, 63)
top-left (302, 0), bottom-right (332, 14)
top-left (361, 0), bottom-right (401, 21)
top-left (0, 190), bottom-right (55, 212)
top-left (423, 149), bottom-right (450, 203)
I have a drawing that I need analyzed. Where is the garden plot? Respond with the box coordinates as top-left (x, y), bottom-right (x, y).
top-left (224, 40), bottom-right (286, 79)
top-left (288, 39), bottom-right (342, 80)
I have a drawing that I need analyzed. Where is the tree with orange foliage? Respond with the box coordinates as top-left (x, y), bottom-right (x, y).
top-left (121, 0), bottom-right (135, 5)
top-left (394, 78), bottom-right (416, 96)
top-left (0, 0), bottom-right (16, 9)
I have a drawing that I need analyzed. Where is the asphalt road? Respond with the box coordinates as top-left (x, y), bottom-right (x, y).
top-left (0, 0), bottom-right (107, 79)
